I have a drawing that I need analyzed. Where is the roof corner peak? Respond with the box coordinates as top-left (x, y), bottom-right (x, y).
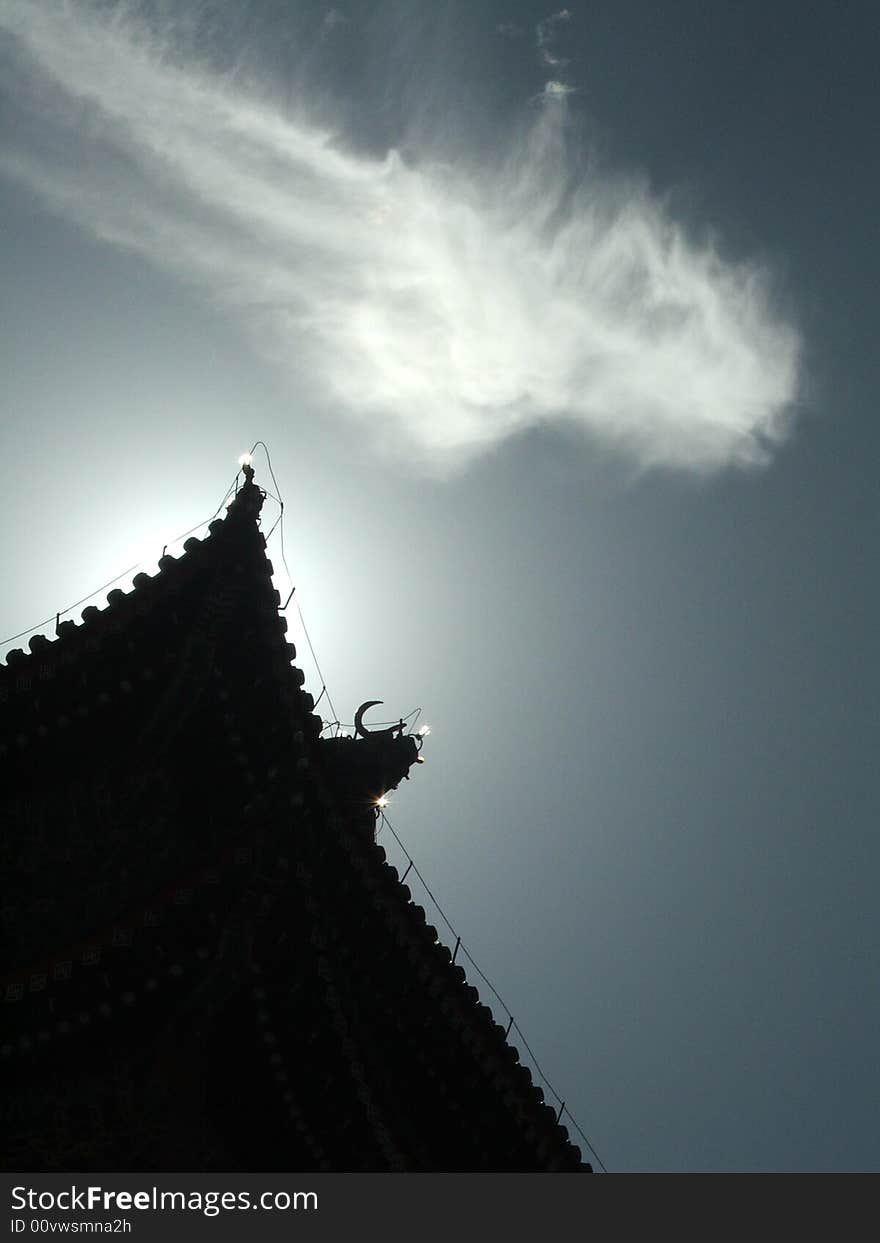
top-left (225, 460), bottom-right (265, 523)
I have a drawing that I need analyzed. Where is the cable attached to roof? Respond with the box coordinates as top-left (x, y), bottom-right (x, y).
top-left (246, 441), bottom-right (343, 735)
top-left (378, 810), bottom-right (609, 1173)
top-left (0, 473), bottom-right (241, 653)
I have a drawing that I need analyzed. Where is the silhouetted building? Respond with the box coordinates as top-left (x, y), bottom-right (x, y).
top-left (0, 474), bottom-right (588, 1171)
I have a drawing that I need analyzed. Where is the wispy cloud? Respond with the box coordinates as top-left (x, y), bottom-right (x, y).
top-left (0, 1), bottom-right (801, 475)
top-left (536, 8), bottom-right (572, 70)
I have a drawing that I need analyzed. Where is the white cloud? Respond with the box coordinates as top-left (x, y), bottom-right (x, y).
top-left (540, 80), bottom-right (576, 99)
top-left (0, 1), bottom-right (801, 475)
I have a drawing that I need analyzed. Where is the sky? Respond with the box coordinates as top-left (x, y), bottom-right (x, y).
top-left (1, 0), bottom-right (877, 1171)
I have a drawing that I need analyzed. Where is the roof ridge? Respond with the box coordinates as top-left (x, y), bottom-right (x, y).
top-left (1, 480), bottom-right (267, 679)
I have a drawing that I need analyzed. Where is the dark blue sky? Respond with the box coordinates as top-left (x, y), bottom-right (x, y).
top-left (1, 1), bottom-right (878, 1171)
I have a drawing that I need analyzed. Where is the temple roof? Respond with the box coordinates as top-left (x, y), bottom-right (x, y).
top-left (0, 471), bottom-right (589, 1171)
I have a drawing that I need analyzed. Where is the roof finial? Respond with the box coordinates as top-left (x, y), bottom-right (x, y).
top-left (238, 451), bottom-right (255, 485)
top-left (226, 452), bottom-right (264, 520)
top-left (354, 701), bottom-right (407, 739)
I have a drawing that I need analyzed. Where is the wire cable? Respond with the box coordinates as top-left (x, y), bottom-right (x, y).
top-left (378, 809), bottom-right (609, 1172)
top-left (1, 476), bottom-right (240, 652)
top-left (263, 511), bottom-right (283, 542)
top-left (248, 441), bottom-right (342, 731)
top-left (284, 593), bottom-right (339, 728)
top-left (250, 440), bottom-right (283, 514)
